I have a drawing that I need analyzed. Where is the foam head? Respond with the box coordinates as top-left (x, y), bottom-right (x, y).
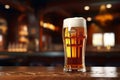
top-left (63, 17), bottom-right (86, 28)
top-left (63, 17), bottom-right (87, 35)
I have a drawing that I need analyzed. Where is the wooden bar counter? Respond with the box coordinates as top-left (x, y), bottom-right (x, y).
top-left (0, 66), bottom-right (119, 80)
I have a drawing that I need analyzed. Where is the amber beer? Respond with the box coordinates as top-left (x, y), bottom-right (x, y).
top-left (62, 17), bottom-right (87, 72)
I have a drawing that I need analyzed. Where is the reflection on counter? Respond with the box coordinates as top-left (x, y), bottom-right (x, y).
top-left (90, 67), bottom-right (117, 77)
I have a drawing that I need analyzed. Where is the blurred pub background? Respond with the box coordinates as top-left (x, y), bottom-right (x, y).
top-left (0, 0), bottom-right (120, 66)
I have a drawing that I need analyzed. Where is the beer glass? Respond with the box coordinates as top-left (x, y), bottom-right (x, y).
top-left (62, 17), bottom-right (87, 72)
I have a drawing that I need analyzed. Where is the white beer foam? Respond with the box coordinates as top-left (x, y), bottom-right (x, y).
top-left (63, 17), bottom-right (86, 28)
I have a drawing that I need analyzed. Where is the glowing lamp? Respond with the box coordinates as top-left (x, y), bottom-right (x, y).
top-left (103, 33), bottom-right (115, 49)
top-left (92, 33), bottom-right (103, 47)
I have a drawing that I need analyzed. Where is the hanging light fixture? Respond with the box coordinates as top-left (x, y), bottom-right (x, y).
top-left (95, 4), bottom-right (113, 26)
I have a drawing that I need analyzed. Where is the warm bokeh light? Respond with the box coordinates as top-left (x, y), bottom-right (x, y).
top-left (19, 25), bottom-right (28, 36)
top-left (40, 21), bottom-right (56, 31)
top-left (95, 14), bottom-right (113, 26)
top-left (106, 4), bottom-right (112, 8)
top-left (92, 33), bottom-right (115, 48)
top-left (19, 31), bottom-right (28, 36)
top-left (87, 17), bottom-right (92, 21)
top-left (19, 36), bottom-right (29, 43)
top-left (0, 18), bottom-right (7, 34)
top-left (92, 33), bottom-right (103, 46)
top-left (84, 6), bottom-right (90, 10)
top-left (103, 33), bottom-right (115, 47)
top-left (8, 43), bottom-right (27, 52)
top-left (0, 35), bottom-right (3, 42)
top-left (5, 4), bottom-right (10, 9)
top-left (100, 5), bottom-right (106, 11)
top-left (95, 14), bottom-right (113, 21)
top-left (95, 4), bottom-right (113, 26)
top-left (23, 25), bottom-right (28, 32)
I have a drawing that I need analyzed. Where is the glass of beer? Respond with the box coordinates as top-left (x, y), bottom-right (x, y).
top-left (62, 17), bottom-right (87, 72)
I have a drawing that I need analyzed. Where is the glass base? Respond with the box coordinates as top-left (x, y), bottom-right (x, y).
top-left (64, 67), bottom-right (86, 72)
